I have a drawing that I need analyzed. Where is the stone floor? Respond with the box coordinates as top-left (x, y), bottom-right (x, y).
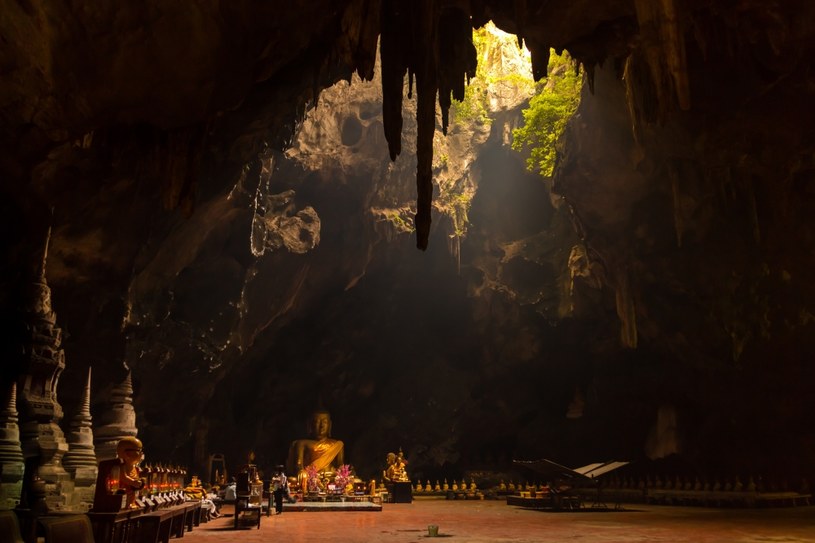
top-left (184, 498), bottom-right (815, 542)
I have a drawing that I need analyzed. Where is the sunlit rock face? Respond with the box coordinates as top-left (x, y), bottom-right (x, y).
top-left (2, 1), bottom-right (815, 489)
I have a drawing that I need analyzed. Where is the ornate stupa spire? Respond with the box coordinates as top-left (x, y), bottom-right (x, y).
top-left (17, 243), bottom-right (73, 511)
top-left (63, 368), bottom-right (98, 510)
top-left (94, 369), bottom-right (138, 462)
top-left (0, 382), bottom-right (26, 508)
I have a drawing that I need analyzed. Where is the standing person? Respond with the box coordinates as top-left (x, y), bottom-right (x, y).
top-left (272, 465), bottom-right (289, 514)
top-left (223, 477), bottom-right (237, 501)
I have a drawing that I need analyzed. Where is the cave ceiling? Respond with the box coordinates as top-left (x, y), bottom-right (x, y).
top-left (2, 1), bottom-right (815, 481)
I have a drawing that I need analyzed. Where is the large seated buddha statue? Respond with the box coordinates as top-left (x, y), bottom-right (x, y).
top-left (287, 410), bottom-right (345, 493)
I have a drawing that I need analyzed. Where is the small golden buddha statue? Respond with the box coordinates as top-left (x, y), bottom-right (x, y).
top-left (424, 480), bottom-right (432, 492)
top-left (384, 450), bottom-right (410, 483)
top-left (117, 436), bottom-right (145, 509)
top-left (442, 479), bottom-right (449, 491)
top-left (434, 480), bottom-right (441, 492)
top-left (184, 475), bottom-right (204, 500)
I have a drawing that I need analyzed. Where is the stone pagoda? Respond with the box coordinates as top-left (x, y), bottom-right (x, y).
top-left (16, 243), bottom-right (73, 510)
top-left (62, 368), bottom-right (98, 510)
top-left (94, 370), bottom-right (138, 462)
top-left (0, 382), bottom-right (25, 509)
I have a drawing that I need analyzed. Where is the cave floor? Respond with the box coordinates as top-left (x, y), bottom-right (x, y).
top-left (184, 498), bottom-right (815, 542)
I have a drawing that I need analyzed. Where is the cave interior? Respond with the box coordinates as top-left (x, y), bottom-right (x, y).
top-left (2, 0), bottom-right (815, 509)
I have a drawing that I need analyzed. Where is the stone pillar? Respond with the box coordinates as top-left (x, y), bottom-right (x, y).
top-left (17, 272), bottom-right (73, 510)
top-left (94, 370), bottom-right (138, 462)
top-left (62, 368), bottom-right (98, 511)
top-left (0, 382), bottom-right (25, 509)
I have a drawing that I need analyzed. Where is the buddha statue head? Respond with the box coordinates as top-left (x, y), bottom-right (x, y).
top-left (116, 436), bottom-right (144, 467)
top-left (308, 410), bottom-right (332, 440)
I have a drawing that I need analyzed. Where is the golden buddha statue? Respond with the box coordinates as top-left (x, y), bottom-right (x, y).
top-left (92, 436), bottom-right (146, 512)
top-left (184, 475), bottom-right (204, 500)
top-left (383, 450), bottom-right (409, 483)
top-left (117, 436), bottom-right (145, 509)
top-left (287, 410), bottom-right (345, 493)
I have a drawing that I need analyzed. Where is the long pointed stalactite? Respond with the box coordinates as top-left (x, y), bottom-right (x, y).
top-left (438, 7), bottom-right (478, 136)
top-left (380, 0), bottom-right (406, 163)
top-left (381, 0), bottom-right (480, 250)
top-left (413, 0), bottom-right (438, 250)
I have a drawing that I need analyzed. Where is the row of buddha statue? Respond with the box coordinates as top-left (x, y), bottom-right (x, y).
top-left (93, 436), bottom-right (191, 512)
top-left (413, 478), bottom-right (479, 493)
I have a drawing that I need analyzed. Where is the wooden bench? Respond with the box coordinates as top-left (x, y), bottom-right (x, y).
top-left (38, 514), bottom-right (95, 543)
top-left (88, 508), bottom-right (143, 543)
top-left (136, 503), bottom-right (192, 543)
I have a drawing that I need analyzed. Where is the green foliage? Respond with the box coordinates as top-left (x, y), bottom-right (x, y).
top-left (512, 51), bottom-right (583, 178)
top-left (451, 78), bottom-right (491, 127)
top-left (437, 190), bottom-right (473, 237)
top-left (386, 209), bottom-right (414, 233)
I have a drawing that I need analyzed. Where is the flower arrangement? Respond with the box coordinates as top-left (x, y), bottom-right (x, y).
top-left (334, 464), bottom-right (353, 494)
top-left (305, 465), bottom-right (321, 493)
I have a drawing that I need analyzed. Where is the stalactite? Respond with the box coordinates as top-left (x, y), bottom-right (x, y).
top-left (615, 268), bottom-right (638, 349)
top-left (633, 1), bottom-right (667, 119)
top-left (413, 0), bottom-right (438, 250)
top-left (657, 0), bottom-right (690, 110)
top-left (528, 42), bottom-right (550, 82)
top-left (380, 0), bottom-right (443, 249)
top-left (623, 58), bottom-right (641, 144)
top-left (633, 0), bottom-right (690, 121)
top-left (584, 61), bottom-right (595, 93)
top-left (380, 0), bottom-right (406, 161)
top-left (437, 7), bottom-right (477, 135)
top-left (341, 0), bottom-right (381, 81)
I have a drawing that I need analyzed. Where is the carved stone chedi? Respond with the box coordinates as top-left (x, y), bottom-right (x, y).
top-left (0, 383), bottom-right (25, 509)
